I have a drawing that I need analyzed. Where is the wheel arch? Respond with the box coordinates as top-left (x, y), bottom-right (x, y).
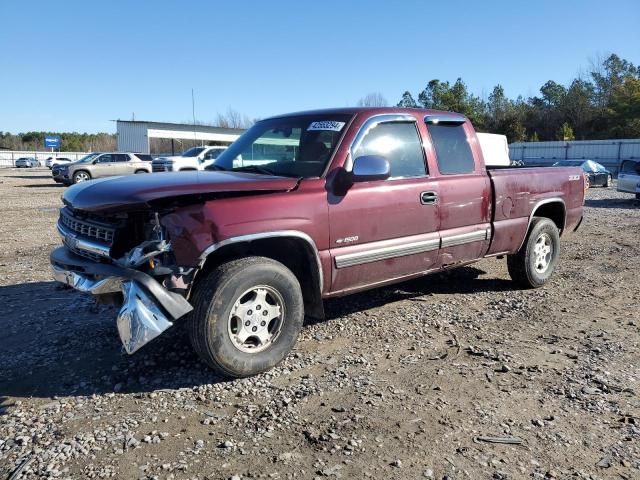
top-left (194, 231), bottom-right (324, 319)
top-left (516, 198), bottom-right (566, 251)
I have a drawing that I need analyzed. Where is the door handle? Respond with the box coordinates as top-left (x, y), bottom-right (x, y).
top-left (420, 191), bottom-right (438, 205)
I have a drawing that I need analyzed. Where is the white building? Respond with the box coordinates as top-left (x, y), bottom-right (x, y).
top-left (116, 120), bottom-right (245, 154)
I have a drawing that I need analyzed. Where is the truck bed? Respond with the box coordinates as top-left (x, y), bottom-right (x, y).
top-left (485, 166), bottom-right (584, 256)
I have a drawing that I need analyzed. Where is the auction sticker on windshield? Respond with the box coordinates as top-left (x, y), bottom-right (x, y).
top-left (307, 121), bottom-right (345, 131)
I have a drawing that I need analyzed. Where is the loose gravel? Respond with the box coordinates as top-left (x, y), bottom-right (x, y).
top-left (0, 168), bottom-right (638, 479)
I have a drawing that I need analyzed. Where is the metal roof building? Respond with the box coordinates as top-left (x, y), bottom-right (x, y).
top-left (116, 120), bottom-right (245, 154)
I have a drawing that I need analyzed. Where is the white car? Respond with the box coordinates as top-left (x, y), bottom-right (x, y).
top-left (45, 157), bottom-right (73, 169)
top-left (152, 146), bottom-right (227, 172)
top-left (15, 157), bottom-right (39, 168)
top-left (617, 159), bottom-right (640, 200)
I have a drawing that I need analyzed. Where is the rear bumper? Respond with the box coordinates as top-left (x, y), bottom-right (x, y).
top-left (50, 247), bottom-right (193, 354)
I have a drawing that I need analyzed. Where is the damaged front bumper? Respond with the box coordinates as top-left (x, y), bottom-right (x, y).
top-left (50, 247), bottom-right (193, 354)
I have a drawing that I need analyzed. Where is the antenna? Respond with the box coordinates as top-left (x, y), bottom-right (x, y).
top-left (191, 88), bottom-right (198, 145)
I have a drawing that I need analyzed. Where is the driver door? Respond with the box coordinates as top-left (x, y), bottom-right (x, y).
top-left (328, 117), bottom-right (441, 294)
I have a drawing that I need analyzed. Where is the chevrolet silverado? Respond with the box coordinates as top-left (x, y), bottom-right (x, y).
top-left (50, 107), bottom-right (585, 377)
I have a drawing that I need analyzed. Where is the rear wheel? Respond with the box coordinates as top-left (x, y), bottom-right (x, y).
top-left (507, 217), bottom-right (560, 288)
top-left (187, 256), bottom-right (304, 377)
top-left (134, 169), bottom-right (147, 174)
top-left (73, 170), bottom-right (91, 184)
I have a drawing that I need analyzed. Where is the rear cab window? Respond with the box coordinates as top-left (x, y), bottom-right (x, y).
top-left (425, 119), bottom-right (475, 175)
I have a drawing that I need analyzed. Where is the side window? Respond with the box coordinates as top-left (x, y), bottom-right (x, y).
top-left (114, 154), bottom-right (129, 162)
top-left (621, 161), bottom-right (640, 175)
top-left (96, 154), bottom-right (113, 163)
top-left (426, 124), bottom-right (475, 175)
top-left (204, 149), bottom-right (223, 160)
top-left (353, 122), bottom-right (426, 178)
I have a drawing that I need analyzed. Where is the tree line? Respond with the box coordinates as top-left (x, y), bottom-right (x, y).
top-left (393, 54), bottom-right (640, 142)
top-left (2, 53), bottom-right (637, 152)
top-left (0, 131), bottom-right (117, 152)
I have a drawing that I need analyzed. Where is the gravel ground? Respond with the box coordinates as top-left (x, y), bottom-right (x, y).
top-left (0, 168), bottom-right (638, 480)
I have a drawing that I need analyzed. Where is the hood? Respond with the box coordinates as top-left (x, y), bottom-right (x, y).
top-left (63, 171), bottom-right (299, 212)
top-left (154, 156), bottom-right (182, 162)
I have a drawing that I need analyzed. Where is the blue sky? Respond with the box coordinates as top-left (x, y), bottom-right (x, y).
top-left (0, 0), bottom-right (638, 133)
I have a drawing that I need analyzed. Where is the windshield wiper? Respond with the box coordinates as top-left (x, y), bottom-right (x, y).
top-left (233, 165), bottom-right (281, 176)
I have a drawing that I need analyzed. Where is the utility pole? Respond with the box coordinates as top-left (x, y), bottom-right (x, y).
top-left (192, 88), bottom-right (198, 145)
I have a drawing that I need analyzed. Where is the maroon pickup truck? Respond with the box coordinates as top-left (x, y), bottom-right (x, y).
top-left (51, 107), bottom-right (585, 377)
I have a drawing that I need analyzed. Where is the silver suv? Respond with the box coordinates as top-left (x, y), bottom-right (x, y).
top-left (55, 152), bottom-right (153, 185)
top-left (617, 160), bottom-right (640, 200)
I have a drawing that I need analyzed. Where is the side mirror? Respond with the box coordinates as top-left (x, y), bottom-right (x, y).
top-left (352, 155), bottom-right (390, 182)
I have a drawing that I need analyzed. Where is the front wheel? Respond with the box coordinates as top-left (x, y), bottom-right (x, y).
top-left (134, 169), bottom-right (148, 174)
top-left (73, 170), bottom-right (91, 184)
top-left (187, 256), bottom-right (304, 377)
top-left (507, 217), bottom-right (560, 288)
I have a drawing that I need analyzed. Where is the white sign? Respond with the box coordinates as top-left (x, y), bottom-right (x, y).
top-left (307, 121), bottom-right (345, 132)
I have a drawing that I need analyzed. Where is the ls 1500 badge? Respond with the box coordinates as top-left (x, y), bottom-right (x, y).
top-left (336, 236), bottom-right (359, 244)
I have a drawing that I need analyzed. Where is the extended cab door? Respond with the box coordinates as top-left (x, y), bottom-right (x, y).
top-left (328, 114), bottom-right (441, 294)
top-left (423, 115), bottom-right (492, 265)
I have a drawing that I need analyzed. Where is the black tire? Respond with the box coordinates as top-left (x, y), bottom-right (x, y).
top-left (134, 169), bottom-right (147, 174)
top-left (636, 193), bottom-right (640, 201)
top-left (187, 256), bottom-right (304, 377)
top-left (507, 217), bottom-right (560, 288)
top-left (72, 170), bottom-right (91, 184)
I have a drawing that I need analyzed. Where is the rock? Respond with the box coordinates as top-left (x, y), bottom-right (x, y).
top-left (390, 460), bottom-right (402, 468)
top-left (582, 386), bottom-right (601, 395)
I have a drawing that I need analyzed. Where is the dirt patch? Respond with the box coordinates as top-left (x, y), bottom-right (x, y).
top-left (0, 168), bottom-right (638, 479)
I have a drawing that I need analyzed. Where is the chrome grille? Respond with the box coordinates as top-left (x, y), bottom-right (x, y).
top-left (152, 161), bottom-right (172, 172)
top-left (64, 242), bottom-right (105, 262)
top-left (59, 208), bottom-right (116, 245)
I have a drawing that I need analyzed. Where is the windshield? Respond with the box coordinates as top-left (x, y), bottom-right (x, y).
top-left (76, 153), bottom-right (99, 163)
top-left (585, 160), bottom-right (606, 172)
top-left (182, 147), bottom-right (206, 157)
top-left (208, 114), bottom-right (352, 178)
